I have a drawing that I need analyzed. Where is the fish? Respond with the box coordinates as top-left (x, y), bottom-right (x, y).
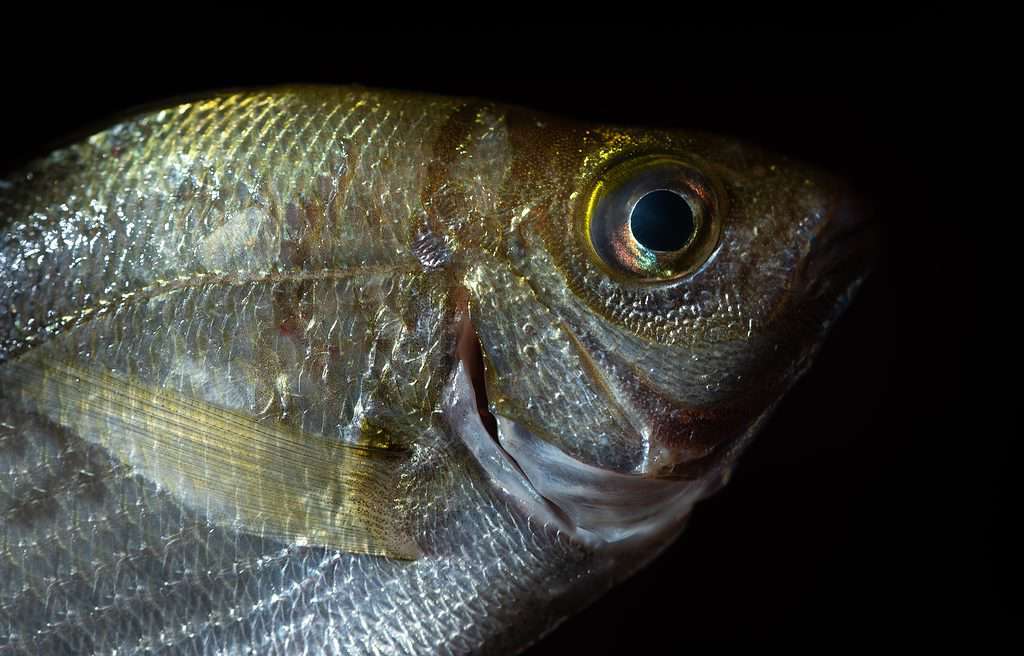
top-left (0, 85), bottom-right (871, 654)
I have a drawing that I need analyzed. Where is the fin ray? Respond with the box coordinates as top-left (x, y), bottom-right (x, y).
top-left (3, 357), bottom-right (419, 559)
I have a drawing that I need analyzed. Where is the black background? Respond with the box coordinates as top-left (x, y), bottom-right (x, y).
top-left (2, 29), bottom-right (997, 650)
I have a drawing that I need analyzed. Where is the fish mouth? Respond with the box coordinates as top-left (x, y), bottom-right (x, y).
top-left (799, 190), bottom-right (881, 310)
top-left (449, 313), bottom-right (710, 549)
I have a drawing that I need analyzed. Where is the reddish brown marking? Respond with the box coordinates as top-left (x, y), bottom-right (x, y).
top-left (277, 315), bottom-right (301, 338)
top-left (276, 149), bottom-right (360, 271)
top-left (419, 102), bottom-right (486, 243)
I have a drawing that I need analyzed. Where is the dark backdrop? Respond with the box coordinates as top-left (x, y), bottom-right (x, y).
top-left (2, 29), bottom-right (997, 650)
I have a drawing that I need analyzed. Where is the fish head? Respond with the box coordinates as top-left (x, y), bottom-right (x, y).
top-left (461, 116), bottom-right (875, 544)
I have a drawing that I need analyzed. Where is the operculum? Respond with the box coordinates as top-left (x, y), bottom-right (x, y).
top-left (464, 258), bottom-right (644, 474)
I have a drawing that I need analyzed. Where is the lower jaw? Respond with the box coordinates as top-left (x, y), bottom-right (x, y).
top-left (444, 360), bottom-right (712, 552)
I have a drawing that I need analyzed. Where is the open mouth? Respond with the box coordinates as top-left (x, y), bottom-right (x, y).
top-left (449, 309), bottom-right (712, 549)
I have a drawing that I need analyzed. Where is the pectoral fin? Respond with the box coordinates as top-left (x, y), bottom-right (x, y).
top-left (2, 357), bottom-right (420, 560)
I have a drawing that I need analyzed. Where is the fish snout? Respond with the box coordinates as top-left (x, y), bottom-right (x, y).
top-left (640, 192), bottom-right (878, 481)
top-left (799, 189), bottom-right (880, 305)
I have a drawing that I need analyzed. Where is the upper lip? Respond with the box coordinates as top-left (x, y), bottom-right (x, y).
top-left (799, 190), bottom-right (881, 296)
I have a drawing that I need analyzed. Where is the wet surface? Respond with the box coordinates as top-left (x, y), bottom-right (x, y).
top-left (1, 29), bottom-right (996, 651)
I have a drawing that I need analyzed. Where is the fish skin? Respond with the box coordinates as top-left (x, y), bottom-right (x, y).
top-left (0, 86), bottom-right (868, 653)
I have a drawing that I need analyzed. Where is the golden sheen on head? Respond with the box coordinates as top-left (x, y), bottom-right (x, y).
top-left (474, 117), bottom-right (865, 479)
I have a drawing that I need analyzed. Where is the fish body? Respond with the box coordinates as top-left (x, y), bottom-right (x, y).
top-left (0, 86), bottom-right (868, 653)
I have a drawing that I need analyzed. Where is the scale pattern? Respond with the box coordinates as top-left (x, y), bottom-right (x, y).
top-left (0, 85), bottom-right (863, 653)
top-left (0, 89), bottom-right (605, 653)
top-left (0, 405), bottom-right (596, 653)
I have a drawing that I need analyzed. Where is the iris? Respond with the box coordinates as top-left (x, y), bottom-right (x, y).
top-left (583, 154), bottom-right (719, 280)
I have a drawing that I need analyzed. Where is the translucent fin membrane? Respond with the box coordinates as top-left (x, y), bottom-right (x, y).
top-left (3, 357), bottom-right (420, 559)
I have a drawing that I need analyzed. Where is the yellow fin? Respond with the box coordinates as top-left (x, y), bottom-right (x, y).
top-left (3, 357), bottom-right (420, 560)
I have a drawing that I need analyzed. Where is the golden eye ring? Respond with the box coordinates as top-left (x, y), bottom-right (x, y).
top-left (583, 155), bottom-right (722, 282)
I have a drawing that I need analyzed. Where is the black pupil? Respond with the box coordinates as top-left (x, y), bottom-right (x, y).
top-left (629, 190), bottom-right (695, 252)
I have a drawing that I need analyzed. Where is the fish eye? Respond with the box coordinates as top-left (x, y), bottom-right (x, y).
top-left (584, 155), bottom-right (721, 281)
top-left (630, 189), bottom-right (696, 252)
